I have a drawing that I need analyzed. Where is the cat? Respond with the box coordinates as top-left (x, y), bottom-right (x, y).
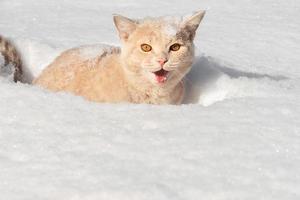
top-left (33, 11), bottom-right (205, 104)
top-left (0, 35), bottom-right (22, 82)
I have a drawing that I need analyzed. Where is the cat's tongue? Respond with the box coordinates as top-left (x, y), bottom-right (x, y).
top-left (154, 69), bottom-right (168, 83)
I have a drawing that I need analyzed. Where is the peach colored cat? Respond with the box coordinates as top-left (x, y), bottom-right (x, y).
top-left (33, 11), bottom-right (205, 104)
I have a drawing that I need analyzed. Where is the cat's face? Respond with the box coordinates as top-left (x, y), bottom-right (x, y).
top-left (114, 11), bottom-right (205, 88)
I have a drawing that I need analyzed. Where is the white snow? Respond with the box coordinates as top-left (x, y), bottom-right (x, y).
top-left (0, 54), bottom-right (4, 66)
top-left (1, 0), bottom-right (300, 199)
top-left (78, 44), bottom-right (117, 60)
top-left (0, 54), bottom-right (14, 79)
top-left (162, 21), bottom-right (179, 37)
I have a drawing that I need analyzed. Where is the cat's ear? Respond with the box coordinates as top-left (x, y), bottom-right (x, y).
top-left (180, 10), bottom-right (206, 40)
top-left (113, 15), bottom-right (137, 41)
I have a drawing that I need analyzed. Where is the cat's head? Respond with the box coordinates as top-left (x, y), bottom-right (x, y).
top-left (113, 11), bottom-right (205, 88)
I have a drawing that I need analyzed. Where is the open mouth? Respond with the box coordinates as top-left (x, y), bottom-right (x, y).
top-left (153, 69), bottom-right (169, 83)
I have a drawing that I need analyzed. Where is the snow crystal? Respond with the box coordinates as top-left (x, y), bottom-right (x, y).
top-left (0, 54), bottom-right (4, 66)
top-left (78, 44), bottom-right (107, 59)
top-left (161, 16), bottom-right (181, 36)
top-left (163, 23), bottom-right (178, 37)
top-left (78, 44), bottom-right (120, 61)
top-left (0, 54), bottom-right (14, 79)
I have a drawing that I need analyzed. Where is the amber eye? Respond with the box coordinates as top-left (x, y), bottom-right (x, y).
top-left (170, 43), bottom-right (181, 51)
top-left (141, 44), bottom-right (152, 52)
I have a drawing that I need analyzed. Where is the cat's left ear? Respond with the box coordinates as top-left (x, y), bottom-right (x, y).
top-left (113, 15), bottom-right (138, 42)
top-left (180, 10), bottom-right (206, 40)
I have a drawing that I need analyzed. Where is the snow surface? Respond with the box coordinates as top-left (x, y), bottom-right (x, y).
top-left (1, 0), bottom-right (300, 199)
top-left (0, 54), bottom-right (14, 79)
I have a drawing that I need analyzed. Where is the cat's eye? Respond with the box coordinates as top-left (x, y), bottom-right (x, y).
top-left (141, 44), bottom-right (152, 52)
top-left (170, 43), bottom-right (181, 51)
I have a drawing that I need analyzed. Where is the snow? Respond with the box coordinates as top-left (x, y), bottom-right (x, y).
top-left (162, 24), bottom-right (177, 37)
top-left (1, 0), bottom-right (300, 199)
top-left (0, 54), bottom-right (14, 79)
top-left (0, 54), bottom-right (4, 66)
top-left (78, 44), bottom-right (110, 60)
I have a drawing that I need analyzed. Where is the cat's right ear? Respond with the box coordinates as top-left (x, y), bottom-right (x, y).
top-left (180, 10), bottom-right (206, 41)
top-left (113, 15), bottom-right (137, 41)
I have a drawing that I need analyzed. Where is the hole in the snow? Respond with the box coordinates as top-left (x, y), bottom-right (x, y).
top-left (183, 55), bottom-right (289, 106)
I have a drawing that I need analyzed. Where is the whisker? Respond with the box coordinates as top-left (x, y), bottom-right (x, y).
top-left (165, 67), bottom-right (178, 70)
top-left (141, 65), bottom-right (159, 69)
top-left (172, 69), bottom-right (194, 87)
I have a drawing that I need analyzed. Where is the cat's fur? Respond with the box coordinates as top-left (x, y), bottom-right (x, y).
top-left (34, 11), bottom-right (205, 104)
top-left (0, 35), bottom-right (22, 82)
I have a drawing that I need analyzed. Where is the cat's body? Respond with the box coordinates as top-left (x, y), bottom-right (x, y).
top-left (0, 35), bottom-right (22, 82)
top-left (34, 45), bottom-right (184, 104)
top-left (34, 11), bottom-right (205, 104)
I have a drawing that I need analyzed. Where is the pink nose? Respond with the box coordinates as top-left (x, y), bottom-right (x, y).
top-left (158, 58), bottom-right (168, 66)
